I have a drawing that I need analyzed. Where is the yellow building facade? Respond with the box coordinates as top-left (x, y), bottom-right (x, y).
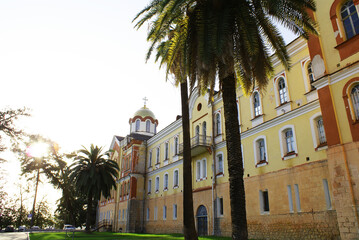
top-left (98, 1), bottom-right (359, 239)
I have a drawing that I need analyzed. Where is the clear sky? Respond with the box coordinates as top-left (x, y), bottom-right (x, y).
top-left (0, 0), bottom-right (297, 213)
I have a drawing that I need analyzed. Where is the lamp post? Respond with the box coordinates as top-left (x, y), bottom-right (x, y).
top-left (26, 142), bottom-right (49, 228)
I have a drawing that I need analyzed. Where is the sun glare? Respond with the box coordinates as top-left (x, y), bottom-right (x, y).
top-left (26, 142), bottom-right (49, 158)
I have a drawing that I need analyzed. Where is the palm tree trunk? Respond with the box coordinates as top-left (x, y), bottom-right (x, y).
top-left (221, 73), bottom-right (248, 239)
top-left (86, 193), bottom-right (93, 233)
top-left (181, 81), bottom-right (198, 240)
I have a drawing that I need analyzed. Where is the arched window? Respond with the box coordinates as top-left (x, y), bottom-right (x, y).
top-left (174, 136), bottom-right (179, 155)
top-left (146, 120), bottom-right (151, 132)
top-left (173, 169), bottom-right (179, 187)
top-left (148, 179), bottom-right (152, 193)
top-left (202, 121), bottom-right (207, 138)
top-left (278, 78), bottom-right (288, 104)
top-left (341, 0), bottom-right (359, 39)
top-left (258, 139), bottom-right (266, 162)
top-left (316, 117), bottom-right (327, 145)
top-left (253, 92), bottom-right (261, 117)
top-left (155, 176), bottom-right (160, 192)
top-left (284, 129), bottom-right (295, 153)
top-left (164, 173), bottom-right (169, 190)
top-left (307, 62), bottom-right (315, 90)
top-left (215, 113), bottom-right (221, 135)
top-left (216, 153), bottom-right (224, 175)
top-left (195, 125), bottom-right (200, 144)
top-left (351, 84), bottom-right (359, 120)
top-left (135, 119), bottom-right (140, 132)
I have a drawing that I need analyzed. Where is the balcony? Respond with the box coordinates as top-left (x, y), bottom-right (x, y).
top-left (179, 135), bottom-right (211, 157)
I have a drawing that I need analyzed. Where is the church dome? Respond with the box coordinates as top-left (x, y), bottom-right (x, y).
top-left (133, 106), bottom-right (156, 119)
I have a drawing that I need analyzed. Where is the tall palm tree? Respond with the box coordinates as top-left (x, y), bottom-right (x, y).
top-left (69, 144), bottom-right (119, 232)
top-left (135, 1), bottom-right (316, 239)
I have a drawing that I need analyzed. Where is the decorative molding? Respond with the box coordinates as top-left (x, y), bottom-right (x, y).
top-left (241, 100), bottom-right (320, 139)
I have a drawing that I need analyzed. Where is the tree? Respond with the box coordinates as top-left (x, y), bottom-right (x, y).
top-left (0, 107), bottom-right (30, 153)
top-left (69, 144), bottom-right (119, 233)
top-left (134, 1), bottom-right (316, 238)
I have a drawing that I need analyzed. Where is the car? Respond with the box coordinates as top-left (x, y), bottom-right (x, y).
top-left (31, 226), bottom-right (40, 230)
top-left (18, 226), bottom-right (26, 232)
top-left (63, 224), bottom-right (76, 231)
top-left (5, 225), bottom-right (14, 232)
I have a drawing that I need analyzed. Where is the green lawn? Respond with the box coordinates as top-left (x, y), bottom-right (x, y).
top-left (29, 232), bottom-right (232, 240)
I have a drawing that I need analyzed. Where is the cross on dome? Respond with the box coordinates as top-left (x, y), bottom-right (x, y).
top-left (143, 97), bottom-right (148, 108)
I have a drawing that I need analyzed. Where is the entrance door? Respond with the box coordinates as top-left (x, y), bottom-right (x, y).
top-left (196, 205), bottom-right (208, 236)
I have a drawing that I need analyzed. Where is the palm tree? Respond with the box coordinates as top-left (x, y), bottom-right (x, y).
top-left (135, 1), bottom-right (316, 238)
top-left (69, 144), bottom-right (119, 232)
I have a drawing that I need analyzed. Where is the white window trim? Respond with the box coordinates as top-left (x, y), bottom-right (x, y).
top-left (155, 175), bottom-right (160, 193)
top-left (347, 82), bottom-right (359, 121)
top-left (250, 90), bottom-right (263, 119)
top-left (259, 189), bottom-right (270, 214)
top-left (309, 112), bottom-right (328, 151)
top-left (156, 147), bottom-right (160, 166)
top-left (202, 158), bottom-right (207, 179)
top-left (147, 179), bottom-right (152, 194)
top-left (163, 172), bottom-right (169, 191)
top-left (253, 135), bottom-right (268, 167)
top-left (278, 125), bottom-right (298, 160)
top-left (301, 57), bottom-right (313, 93)
top-left (173, 168), bottom-right (179, 188)
top-left (217, 197), bottom-right (224, 217)
top-left (216, 151), bottom-right (225, 177)
top-left (273, 73), bottom-right (290, 106)
top-left (214, 111), bottom-right (222, 136)
top-left (196, 160), bottom-right (201, 181)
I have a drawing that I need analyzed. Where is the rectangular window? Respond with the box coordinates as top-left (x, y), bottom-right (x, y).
top-left (217, 197), bottom-right (224, 216)
top-left (173, 204), bottom-right (177, 219)
top-left (149, 151), bottom-right (152, 167)
top-left (165, 142), bottom-right (169, 160)
top-left (163, 206), bottom-right (167, 220)
top-left (259, 190), bottom-right (270, 213)
top-left (294, 184), bottom-right (301, 212)
top-left (197, 161), bottom-right (201, 180)
top-left (146, 208), bottom-right (149, 221)
top-left (118, 210), bottom-right (121, 220)
top-left (323, 179), bottom-right (332, 209)
top-left (202, 159), bottom-right (207, 178)
top-left (217, 154), bottom-right (223, 174)
top-left (156, 147), bottom-right (160, 164)
top-left (154, 207), bottom-right (158, 220)
top-left (148, 179), bottom-right (152, 193)
top-left (287, 185), bottom-right (294, 212)
top-left (174, 137), bottom-right (179, 155)
top-left (174, 170), bottom-right (179, 187)
top-left (122, 209), bottom-right (124, 220)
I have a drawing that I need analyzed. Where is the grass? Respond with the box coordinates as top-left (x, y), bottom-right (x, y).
top-left (29, 232), bottom-right (232, 240)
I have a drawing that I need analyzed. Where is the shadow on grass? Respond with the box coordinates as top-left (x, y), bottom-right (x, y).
top-left (29, 232), bottom-right (232, 240)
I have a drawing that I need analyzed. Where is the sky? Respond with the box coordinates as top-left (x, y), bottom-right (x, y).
top-left (0, 0), bottom-right (297, 214)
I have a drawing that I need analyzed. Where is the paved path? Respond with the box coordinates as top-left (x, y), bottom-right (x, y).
top-left (0, 232), bottom-right (28, 240)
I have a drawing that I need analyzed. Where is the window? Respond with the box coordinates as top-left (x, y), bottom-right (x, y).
top-left (122, 209), bottom-right (125, 220)
top-left (173, 204), bottom-right (177, 219)
top-left (135, 119), bottom-right (140, 131)
top-left (217, 197), bottom-right (224, 216)
top-left (215, 113), bottom-right (221, 135)
top-left (196, 161), bottom-right (201, 180)
top-left (195, 125), bottom-right (200, 143)
top-left (202, 121), bottom-right (207, 138)
top-left (174, 136), bottom-right (179, 155)
top-left (294, 184), bottom-right (301, 212)
top-left (173, 169), bottom-right (179, 187)
top-left (284, 129), bottom-right (295, 153)
top-left (323, 179), bottom-right (332, 210)
top-left (165, 142), bottom-right (169, 160)
top-left (202, 159), bottom-right (207, 179)
top-left (146, 120), bottom-right (151, 132)
top-left (341, 0), bottom-right (359, 40)
top-left (351, 84), bottom-right (359, 120)
top-left (148, 179), bottom-right (152, 194)
top-left (253, 92), bottom-right (261, 117)
top-left (118, 210), bottom-right (121, 220)
top-left (307, 62), bottom-right (315, 90)
top-left (256, 138), bottom-right (267, 164)
top-left (278, 77), bottom-right (288, 104)
top-left (287, 185), bottom-right (294, 213)
top-left (156, 147), bottom-right (160, 164)
top-left (154, 206), bottom-right (158, 220)
top-left (259, 190), bottom-right (270, 213)
top-left (316, 117), bottom-right (327, 145)
top-left (155, 176), bottom-right (160, 192)
top-left (154, 124), bottom-right (157, 134)
top-left (148, 151), bottom-right (152, 167)
top-left (216, 153), bottom-right (224, 175)
top-left (163, 206), bottom-right (167, 220)
top-left (164, 173), bottom-right (168, 190)
top-left (146, 208), bottom-right (150, 220)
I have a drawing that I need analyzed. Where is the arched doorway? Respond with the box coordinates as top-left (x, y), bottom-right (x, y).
top-left (196, 205), bottom-right (208, 236)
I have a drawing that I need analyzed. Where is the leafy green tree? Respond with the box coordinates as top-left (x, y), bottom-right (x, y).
top-left (69, 144), bottom-right (119, 232)
top-left (135, 1), bottom-right (316, 238)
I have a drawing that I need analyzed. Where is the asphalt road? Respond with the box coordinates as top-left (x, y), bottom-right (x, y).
top-left (0, 232), bottom-right (28, 240)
